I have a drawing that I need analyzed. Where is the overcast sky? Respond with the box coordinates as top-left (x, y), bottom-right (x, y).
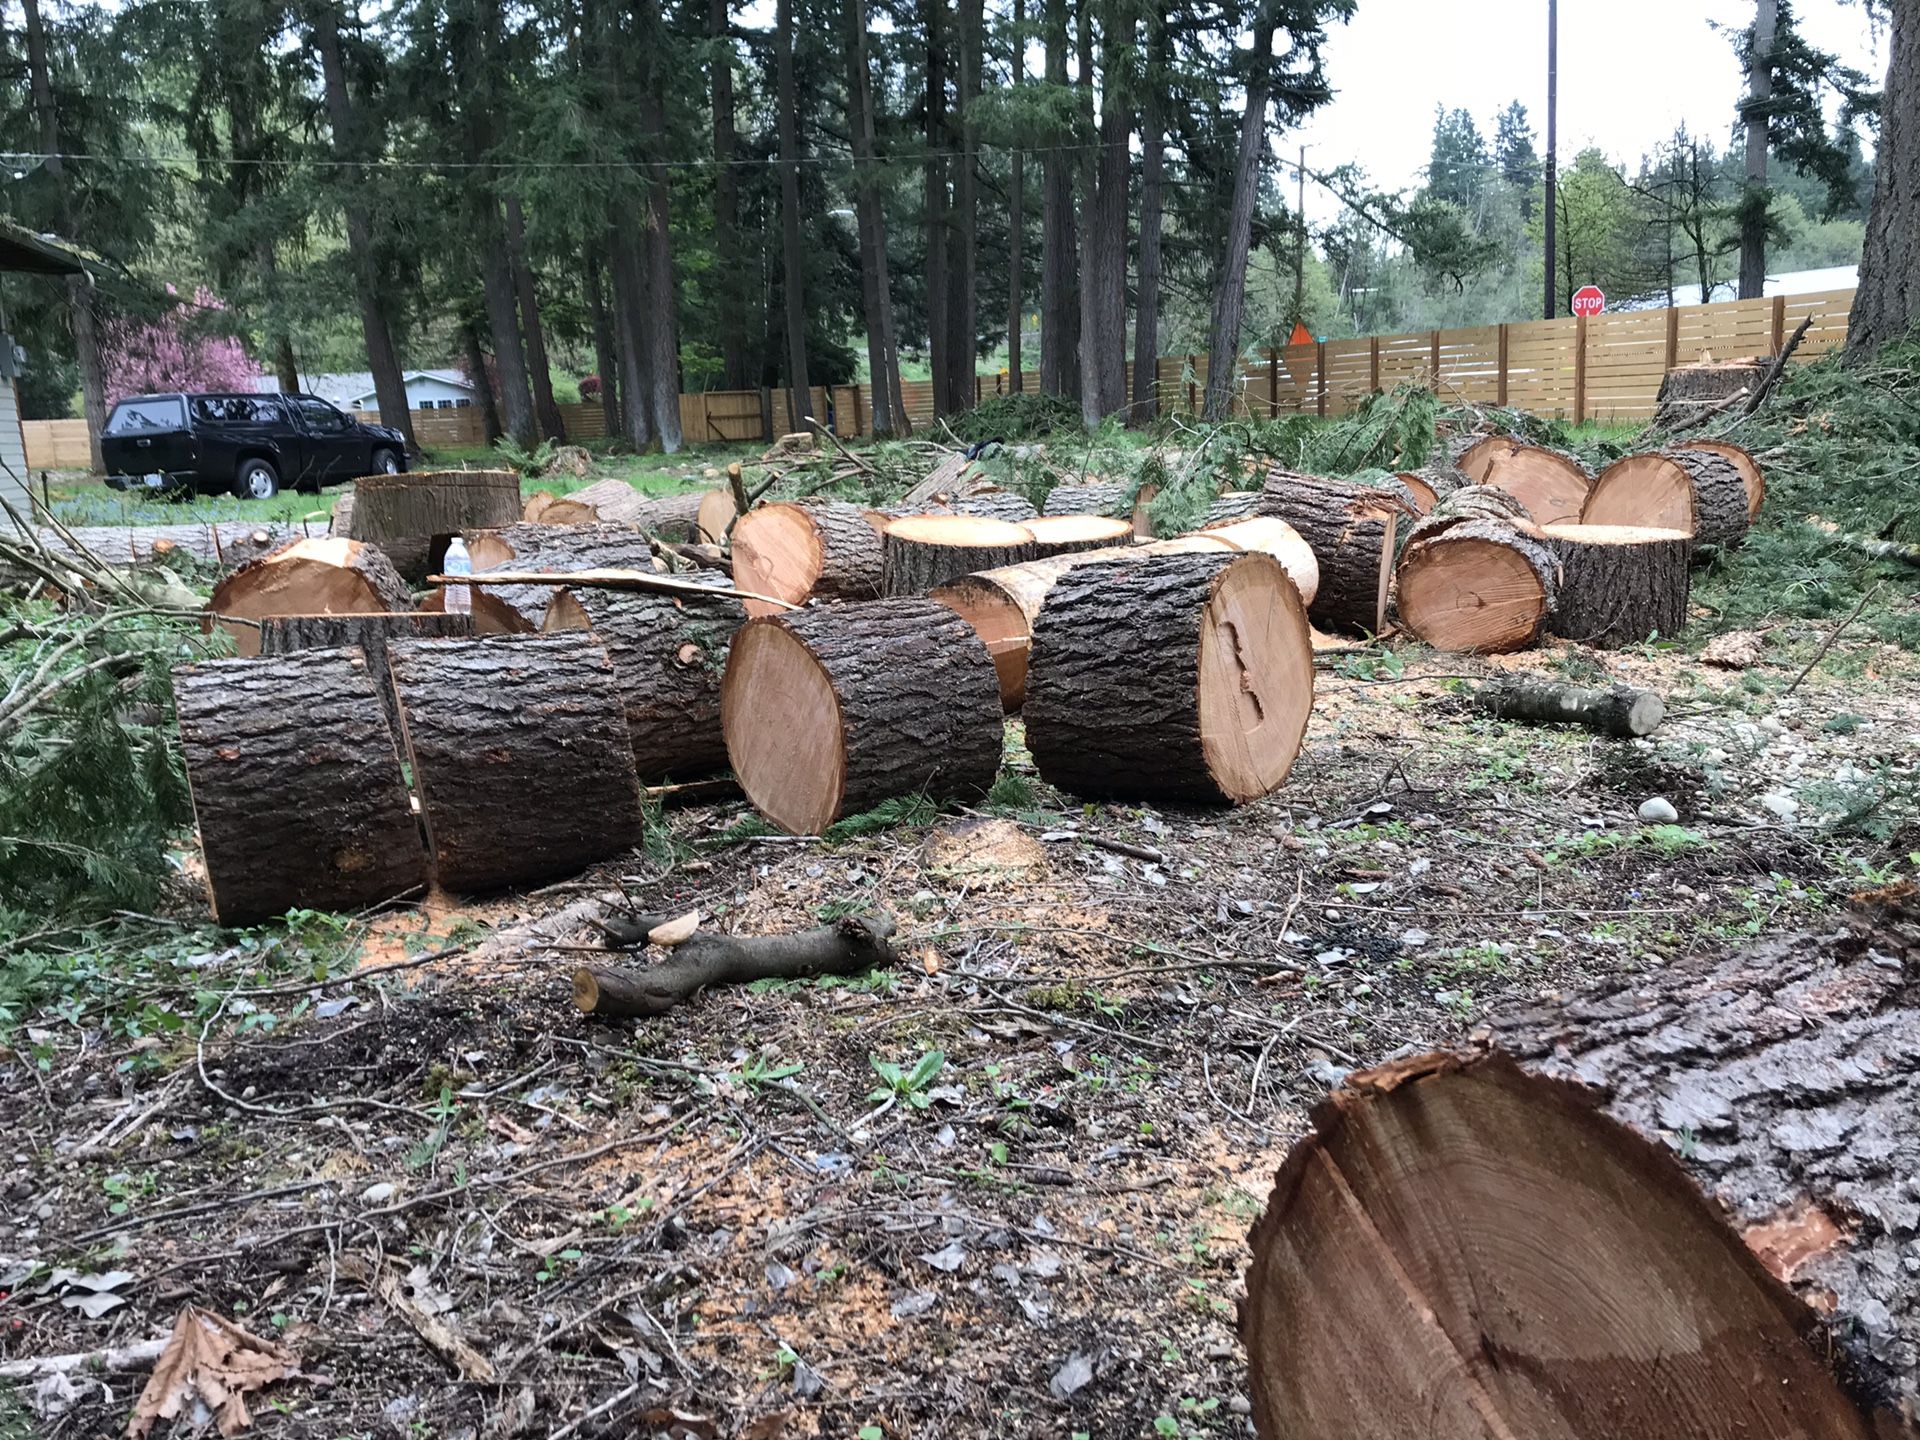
top-left (1287, 0), bottom-right (1888, 221)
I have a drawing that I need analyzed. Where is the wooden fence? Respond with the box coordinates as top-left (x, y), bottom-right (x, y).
top-left (20, 288), bottom-right (1857, 470)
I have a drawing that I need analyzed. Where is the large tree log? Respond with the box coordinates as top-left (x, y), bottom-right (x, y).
top-left (1257, 469), bottom-right (1401, 635)
top-left (454, 523), bottom-right (662, 631)
top-left (1671, 439), bottom-right (1766, 521)
top-left (172, 648), bottom-right (427, 925)
top-left (33, 522), bottom-right (299, 569)
top-left (1475, 441), bottom-right (1591, 524)
top-left (1583, 450), bottom-right (1751, 548)
top-left (575, 912), bottom-right (899, 1017)
top-left (258, 611), bottom-right (474, 744)
top-left (1395, 487), bottom-right (1559, 653)
top-left (719, 598), bottom-right (1003, 834)
top-left (731, 499), bottom-right (886, 616)
top-left (1474, 674), bottom-right (1666, 736)
top-left (386, 634), bottom-right (645, 892)
top-left (549, 480), bottom-right (734, 541)
top-left (1023, 514), bottom-right (1134, 558)
top-left (950, 491), bottom-right (1041, 523)
top-left (206, 537), bottom-right (413, 657)
top-left (1205, 490), bottom-right (1261, 525)
top-left (882, 514), bottom-right (1037, 596)
top-left (1542, 523), bottom-right (1693, 647)
top-left (1198, 517), bottom-right (1321, 606)
top-left (1024, 550), bottom-right (1314, 804)
top-left (348, 470), bottom-right (522, 579)
top-left (540, 577), bottom-right (745, 782)
top-left (1044, 480), bottom-right (1159, 537)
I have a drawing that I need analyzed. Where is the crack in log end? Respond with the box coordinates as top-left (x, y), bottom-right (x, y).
top-left (1219, 617), bottom-right (1266, 729)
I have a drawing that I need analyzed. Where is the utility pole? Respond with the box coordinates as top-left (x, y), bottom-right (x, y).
top-left (1543, 0), bottom-right (1558, 319)
top-left (1293, 145), bottom-right (1307, 327)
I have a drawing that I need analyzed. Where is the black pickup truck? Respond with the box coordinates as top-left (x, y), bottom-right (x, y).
top-left (101, 392), bottom-right (409, 500)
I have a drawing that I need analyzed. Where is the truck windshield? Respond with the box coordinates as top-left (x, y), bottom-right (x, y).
top-left (105, 398), bottom-right (187, 435)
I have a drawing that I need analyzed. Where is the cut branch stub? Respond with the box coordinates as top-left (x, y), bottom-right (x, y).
top-left (206, 536), bottom-right (414, 657)
top-left (1023, 514), bottom-right (1135, 559)
top-left (1670, 439), bottom-right (1765, 521)
top-left (1542, 523), bottom-right (1693, 647)
top-left (731, 499), bottom-right (886, 616)
top-left (1241, 1051), bottom-right (1885, 1440)
top-left (1025, 550), bottom-right (1314, 805)
top-left (1583, 450), bottom-right (1750, 548)
top-left (386, 634), bottom-right (645, 893)
top-left (882, 514), bottom-right (1037, 596)
top-left (720, 598), bottom-right (1004, 834)
top-left (173, 648), bottom-right (426, 925)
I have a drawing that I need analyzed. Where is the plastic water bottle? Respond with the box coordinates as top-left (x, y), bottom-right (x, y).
top-left (444, 536), bottom-right (472, 615)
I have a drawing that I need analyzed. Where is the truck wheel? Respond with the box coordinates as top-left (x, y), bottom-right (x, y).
top-left (234, 458), bottom-right (280, 501)
top-left (372, 447), bottom-right (402, 475)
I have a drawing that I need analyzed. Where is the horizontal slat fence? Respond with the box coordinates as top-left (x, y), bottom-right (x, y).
top-left (21, 289), bottom-right (1858, 470)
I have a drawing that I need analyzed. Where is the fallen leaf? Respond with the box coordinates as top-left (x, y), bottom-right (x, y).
top-left (918, 1240), bottom-right (966, 1273)
top-left (648, 910), bottom-right (701, 947)
top-left (1048, 1352), bottom-right (1094, 1399)
top-left (127, 1306), bottom-right (299, 1439)
top-left (889, 1290), bottom-right (937, 1319)
top-left (61, 1290), bottom-right (127, 1319)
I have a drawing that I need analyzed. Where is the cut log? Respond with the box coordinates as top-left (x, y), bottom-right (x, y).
top-left (1582, 450), bottom-right (1750, 548)
top-left (1023, 514), bottom-right (1135, 558)
top-left (720, 598), bottom-right (1003, 834)
top-left (348, 470), bottom-right (522, 580)
top-left (1205, 490), bottom-right (1261, 525)
top-left (950, 490), bottom-right (1040, 523)
top-left (459, 523), bottom-right (662, 630)
top-left (540, 577), bottom-right (745, 782)
top-left (882, 514), bottom-right (1037, 596)
top-left (1394, 470), bottom-right (1445, 514)
top-left (386, 634), bottom-right (645, 893)
top-left (1542, 523), bottom-right (1693, 647)
top-left (1241, 1046), bottom-right (1893, 1440)
top-left (1043, 480), bottom-right (1158, 537)
top-left (930, 535), bottom-right (1237, 711)
top-left (258, 611), bottom-right (475, 744)
top-left (1473, 674), bottom-right (1665, 736)
top-left (899, 453), bottom-right (990, 510)
top-left (699, 488), bottom-right (740, 543)
top-left (1671, 439), bottom-right (1765, 521)
top-left (1396, 505), bottom-right (1559, 654)
top-left (1196, 517), bottom-right (1321, 607)
top-left (1257, 470), bottom-right (1401, 635)
top-left (1445, 433), bottom-right (1591, 523)
top-left (731, 499), bottom-right (886, 617)
top-left (575, 912), bottom-right (900, 1018)
top-left (206, 536), bottom-right (413, 657)
top-left (33, 522), bottom-right (300, 569)
top-left (172, 648), bottom-right (427, 925)
top-left (552, 480), bottom-right (732, 541)
top-left (1654, 357), bottom-right (1767, 429)
top-left (1025, 550), bottom-right (1314, 804)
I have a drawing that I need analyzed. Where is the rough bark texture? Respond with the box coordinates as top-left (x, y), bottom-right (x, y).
top-left (466, 523), bottom-right (661, 629)
top-left (1543, 524), bottom-right (1694, 647)
top-left (258, 611), bottom-right (474, 743)
top-left (1038, 0), bottom-right (1078, 399)
top-left (1025, 550), bottom-right (1310, 805)
top-left (348, 471), bottom-right (523, 579)
top-left (1396, 516), bottom-right (1560, 654)
top-left (883, 527), bottom-right (1036, 597)
top-left (950, 492), bottom-right (1041, 524)
top-left (173, 648), bottom-right (427, 926)
top-left (1201, 17), bottom-right (1275, 420)
top-left (1655, 361), bottom-right (1766, 429)
top-left (720, 599), bottom-right (1004, 834)
top-left (541, 579), bottom-right (744, 782)
top-left (208, 537), bottom-right (414, 657)
top-left (504, 194), bottom-right (566, 442)
top-left (1205, 491), bottom-right (1262, 525)
top-left (1257, 470), bottom-right (1401, 635)
top-left (1483, 892), bottom-right (1920, 1424)
top-left (732, 500), bottom-right (886, 614)
top-left (555, 481), bottom-right (723, 540)
top-left (1474, 675), bottom-right (1666, 737)
top-left (709, 0), bottom-right (750, 390)
top-left (846, 0), bottom-right (899, 436)
top-left (1672, 439), bottom-right (1766, 521)
top-left (1044, 483), bottom-right (1132, 520)
top-left (637, 48), bottom-right (684, 453)
top-left (1585, 450), bottom-right (1751, 548)
top-left (576, 912), bottom-right (899, 1018)
top-left (774, 0), bottom-right (813, 421)
top-left (386, 634), bottom-right (645, 893)
top-left (1848, 2), bottom-right (1918, 355)
top-left (1129, 6), bottom-right (1167, 426)
top-left (33, 523), bottom-right (297, 569)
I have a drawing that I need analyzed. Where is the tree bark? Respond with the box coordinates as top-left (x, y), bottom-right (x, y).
top-left (1006, 0), bottom-right (1026, 395)
top-left (504, 195), bottom-right (566, 442)
top-left (731, 500), bottom-right (887, 614)
top-left (1542, 523), bottom-right (1693, 648)
top-left (1025, 550), bottom-right (1314, 804)
top-left (1846, 3), bottom-right (1917, 357)
top-left (312, 0), bottom-right (416, 456)
top-left (1130, 6), bottom-right (1167, 426)
top-left (947, 0), bottom-right (982, 415)
top-left (1039, 0), bottom-right (1079, 399)
top-left (638, 48), bottom-right (683, 453)
top-left (709, 0), bottom-right (752, 390)
top-left (576, 913), bottom-right (900, 1017)
top-left (774, 0), bottom-right (814, 421)
top-left (1671, 439), bottom-right (1765, 520)
top-left (477, 200), bottom-right (537, 448)
top-left (258, 611), bottom-right (474, 742)
top-left (1077, 1), bottom-right (1130, 427)
top-left (608, 225), bottom-right (654, 449)
top-left (584, 251), bottom-right (621, 436)
top-left (1202, 18), bottom-right (1276, 420)
top-left (1583, 449), bottom-right (1750, 548)
top-left (1257, 469), bottom-right (1402, 635)
top-left (720, 599), bottom-right (1004, 834)
top-left (460, 321), bottom-right (503, 445)
top-left (924, 0), bottom-right (953, 415)
top-left (1738, 0), bottom-right (1778, 300)
top-left (1474, 674), bottom-right (1666, 735)
top-left (846, 0), bottom-right (898, 437)
top-left (387, 634), bottom-right (645, 893)
top-left (465, 522), bottom-right (663, 629)
top-left (882, 515), bottom-right (1037, 595)
top-left (346, 469), bottom-right (523, 579)
top-left (173, 648), bottom-right (428, 925)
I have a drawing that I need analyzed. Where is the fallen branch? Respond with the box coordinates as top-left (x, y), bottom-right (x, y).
top-left (346, 1257), bottom-right (498, 1384)
top-left (0, 1336), bottom-right (171, 1381)
top-left (574, 912), bottom-right (899, 1018)
top-left (1473, 676), bottom-right (1665, 738)
top-left (1807, 517), bottom-right (1920, 567)
top-left (1741, 314), bottom-right (1815, 416)
top-left (1783, 584), bottom-right (1876, 697)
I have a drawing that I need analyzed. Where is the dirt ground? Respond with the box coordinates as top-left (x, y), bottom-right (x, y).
top-left (5, 621), bottom-right (1917, 1440)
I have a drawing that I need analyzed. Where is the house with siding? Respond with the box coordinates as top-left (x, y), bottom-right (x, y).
top-left (253, 369), bottom-right (478, 411)
top-left (0, 220), bottom-right (89, 514)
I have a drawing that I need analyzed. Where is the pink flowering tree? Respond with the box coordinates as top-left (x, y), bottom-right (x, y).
top-left (100, 286), bottom-right (256, 404)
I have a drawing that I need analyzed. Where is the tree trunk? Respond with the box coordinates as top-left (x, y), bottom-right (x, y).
top-left (584, 251), bottom-right (621, 436)
top-left (731, 500), bottom-right (886, 614)
top-left (1007, 0), bottom-right (1026, 396)
top-left (460, 321), bottom-right (504, 445)
top-left (504, 195), bottom-right (566, 442)
top-left (608, 226), bottom-right (654, 449)
top-left (1474, 674), bottom-right (1667, 735)
top-left (1846, 4), bottom-right (1918, 357)
top-left (1396, 497), bottom-right (1560, 654)
top-left (258, 611), bottom-right (474, 743)
top-left (1583, 449), bottom-right (1751, 548)
top-left (1202, 18), bottom-right (1276, 421)
top-left (1077, 3), bottom-right (1130, 427)
top-left (1738, 0), bottom-right (1778, 300)
top-left (1542, 523), bottom-right (1693, 648)
top-left (1025, 550), bottom-right (1314, 804)
top-left (719, 598), bottom-right (1004, 833)
top-left (541, 579), bottom-right (744, 782)
top-left (1130, 7), bottom-right (1167, 426)
top-left (774, 0), bottom-right (813, 421)
top-left (312, 0), bottom-right (416, 456)
top-left (577, 913), bottom-right (899, 1017)
top-left (346, 469), bottom-right (523, 580)
top-left (477, 200), bottom-right (538, 448)
top-left (1257, 469), bottom-right (1402, 635)
top-left (882, 515), bottom-right (1037, 595)
top-left (1039, 0), bottom-right (1079, 399)
top-left (924, 0), bottom-right (953, 415)
top-left (387, 634), bottom-right (645, 893)
top-left (948, 0), bottom-right (982, 415)
top-left (639, 64), bottom-right (683, 453)
top-left (709, 0), bottom-right (752, 390)
top-left (207, 536), bottom-right (415, 657)
top-left (846, 0), bottom-right (897, 437)
top-left (173, 649), bottom-right (428, 926)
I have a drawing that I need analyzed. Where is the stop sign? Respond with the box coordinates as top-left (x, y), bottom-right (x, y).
top-left (1572, 285), bottom-right (1606, 317)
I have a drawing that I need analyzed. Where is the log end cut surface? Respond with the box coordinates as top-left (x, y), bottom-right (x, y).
top-left (731, 503), bottom-right (826, 616)
top-left (1397, 529), bottom-right (1553, 653)
top-left (930, 575), bottom-right (1033, 712)
top-left (1023, 514), bottom-right (1134, 549)
top-left (1583, 454), bottom-right (1699, 533)
top-left (883, 514), bottom-right (1034, 546)
top-left (716, 621), bottom-right (845, 834)
top-left (1243, 1052), bottom-right (1879, 1440)
top-left (1197, 556), bottom-right (1316, 801)
top-left (1483, 448), bottom-right (1591, 524)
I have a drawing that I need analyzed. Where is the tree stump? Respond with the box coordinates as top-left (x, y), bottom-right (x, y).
top-left (1043, 480), bottom-right (1158, 536)
top-left (1542, 523), bottom-right (1693, 647)
top-left (1024, 550), bottom-right (1314, 805)
top-left (882, 514), bottom-right (1037, 596)
top-left (541, 577), bottom-right (745, 782)
top-left (386, 634), bottom-right (645, 893)
top-left (720, 598), bottom-right (1003, 834)
top-left (259, 611), bottom-right (475, 743)
top-left (731, 499), bottom-right (886, 616)
top-left (1446, 433), bottom-right (1591, 523)
top-left (172, 648), bottom-right (427, 925)
top-left (1653, 358), bottom-right (1766, 428)
top-left (1671, 439), bottom-right (1765, 521)
top-left (1257, 469), bottom-right (1401, 635)
top-left (1023, 514), bottom-right (1134, 559)
top-left (348, 470), bottom-right (522, 579)
top-left (1583, 450), bottom-right (1751, 547)
top-left (207, 537), bottom-right (414, 657)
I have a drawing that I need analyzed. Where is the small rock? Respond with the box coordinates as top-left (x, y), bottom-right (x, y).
top-left (1049, 1352), bottom-right (1095, 1399)
top-left (361, 1182), bottom-right (397, 1205)
top-left (1637, 797), bottom-right (1679, 824)
top-left (1761, 790), bottom-right (1801, 820)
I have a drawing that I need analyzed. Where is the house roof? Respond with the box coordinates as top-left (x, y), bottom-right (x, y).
top-left (0, 218), bottom-right (88, 276)
top-left (252, 369), bottom-right (475, 405)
